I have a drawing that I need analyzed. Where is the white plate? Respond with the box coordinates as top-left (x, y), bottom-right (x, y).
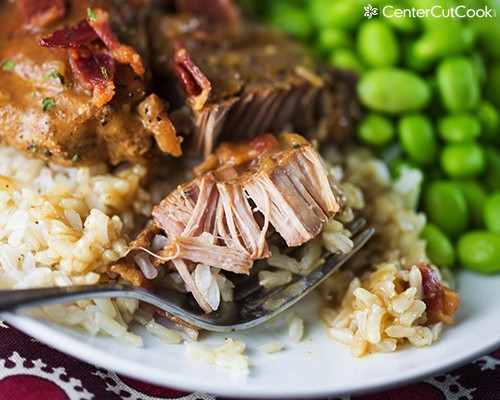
top-left (2, 269), bottom-right (500, 399)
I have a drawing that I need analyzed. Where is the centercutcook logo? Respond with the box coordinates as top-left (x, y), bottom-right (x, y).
top-left (364, 4), bottom-right (497, 19)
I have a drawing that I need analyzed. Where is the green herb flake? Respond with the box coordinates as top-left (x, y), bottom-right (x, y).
top-left (65, 32), bottom-right (73, 38)
top-left (30, 145), bottom-right (38, 153)
top-left (44, 71), bottom-right (65, 85)
top-left (1, 59), bottom-right (15, 71)
top-left (42, 97), bottom-right (55, 112)
top-left (87, 7), bottom-right (97, 21)
top-left (30, 91), bottom-right (35, 97)
top-left (71, 154), bottom-right (80, 163)
top-left (66, 83), bottom-right (73, 89)
top-left (100, 66), bottom-right (109, 79)
top-left (19, 135), bottom-right (23, 139)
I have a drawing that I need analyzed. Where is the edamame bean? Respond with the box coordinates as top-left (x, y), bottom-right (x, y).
top-left (309, 0), bottom-right (362, 31)
top-left (318, 27), bottom-right (352, 52)
top-left (484, 147), bottom-right (500, 191)
top-left (424, 181), bottom-right (468, 238)
top-left (412, 25), bottom-right (475, 64)
top-left (485, 64), bottom-right (500, 109)
top-left (458, 231), bottom-right (500, 274)
top-left (456, 180), bottom-right (487, 228)
top-left (437, 114), bottom-right (482, 143)
top-left (440, 143), bottom-right (486, 178)
top-left (357, 69), bottom-right (431, 114)
top-left (398, 114), bottom-right (437, 165)
top-left (329, 49), bottom-right (364, 73)
top-left (421, 223), bottom-right (455, 267)
top-left (356, 113), bottom-right (395, 147)
top-left (356, 21), bottom-right (399, 67)
top-left (478, 101), bottom-right (499, 142)
top-left (484, 191), bottom-right (500, 235)
top-left (437, 57), bottom-right (480, 112)
top-left (268, 4), bottom-right (313, 39)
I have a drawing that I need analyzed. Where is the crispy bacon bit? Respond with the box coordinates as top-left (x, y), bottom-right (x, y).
top-left (173, 39), bottom-right (211, 111)
top-left (87, 9), bottom-right (145, 76)
top-left (176, 0), bottom-right (240, 26)
top-left (39, 8), bottom-right (145, 107)
top-left (16, 0), bottom-right (66, 27)
top-left (138, 94), bottom-right (182, 157)
top-left (68, 50), bottom-right (116, 107)
top-left (39, 20), bottom-right (97, 48)
top-left (417, 262), bottom-right (460, 324)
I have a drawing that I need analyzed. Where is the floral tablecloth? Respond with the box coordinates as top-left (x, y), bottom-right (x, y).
top-left (0, 321), bottom-right (498, 400)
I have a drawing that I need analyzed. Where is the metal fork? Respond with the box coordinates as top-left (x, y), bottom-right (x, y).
top-left (0, 220), bottom-right (373, 332)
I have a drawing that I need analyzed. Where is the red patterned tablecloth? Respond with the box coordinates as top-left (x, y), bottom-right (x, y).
top-left (0, 321), bottom-right (498, 400)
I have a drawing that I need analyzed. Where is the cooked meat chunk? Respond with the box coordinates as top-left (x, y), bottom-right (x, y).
top-left (150, 12), bottom-right (360, 156)
top-left (133, 133), bottom-right (341, 312)
top-left (0, 0), bottom-right (181, 166)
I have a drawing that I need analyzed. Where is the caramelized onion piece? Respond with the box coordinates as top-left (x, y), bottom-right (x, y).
top-left (138, 94), bottom-right (183, 157)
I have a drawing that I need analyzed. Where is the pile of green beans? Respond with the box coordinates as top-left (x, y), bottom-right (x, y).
top-left (246, 0), bottom-right (500, 273)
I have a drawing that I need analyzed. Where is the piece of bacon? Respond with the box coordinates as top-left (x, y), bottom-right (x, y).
top-left (16, 0), bottom-right (66, 27)
top-left (87, 9), bottom-right (145, 76)
top-left (68, 48), bottom-right (116, 107)
top-left (39, 8), bottom-right (144, 107)
top-left (417, 262), bottom-right (460, 324)
top-left (176, 0), bottom-right (240, 25)
top-left (39, 20), bottom-right (97, 48)
top-left (173, 39), bottom-right (211, 111)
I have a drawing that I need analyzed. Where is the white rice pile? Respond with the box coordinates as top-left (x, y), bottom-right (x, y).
top-left (0, 145), bottom-right (152, 345)
top-left (185, 338), bottom-right (249, 372)
top-left (319, 148), bottom-right (446, 357)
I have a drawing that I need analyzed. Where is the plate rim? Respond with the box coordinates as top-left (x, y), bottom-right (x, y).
top-left (3, 311), bottom-right (500, 399)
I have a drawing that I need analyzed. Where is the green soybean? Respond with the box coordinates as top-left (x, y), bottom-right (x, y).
top-left (268, 4), bottom-right (313, 40)
top-left (357, 69), bottom-right (431, 114)
top-left (421, 223), bottom-right (456, 268)
top-left (437, 57), bottom-right (480, 112)
top-left (318, 27), bottom-right (352, 52)
top-left (424, 181), bottom-right (468, 238)
top-left (456, 180), bottom-right (487, 228)
top-left (438, 114), bottom-right (482, 143)
top-left (440, 143), bottom-right (486, 178)
top-left (329, 49), bottom-right (364, 73)
top-left (484, 147), bottom-right (500, 191)
top-left (458, 231), bottom-right (500, 274)
top-left (356, 21), bottom-right (399, 67)
top-left (478, 101), bottom-right (499, 142)
top-left (309, 0), bottom-right (362, 31)
top-left (484, 191), bottom-right (500, 235)
top-left (356, 113), bottom-right (395, 147)
top-left (485, 64), bottom-right (500, 110)
top-left (398, 114), bottom-right (437, 165)
top-left (412, 25), bottom-right (475, 64)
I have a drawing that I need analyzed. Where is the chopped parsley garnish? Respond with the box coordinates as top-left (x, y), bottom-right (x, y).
top-left (30, 91), bottom-right (35, 97)
top-left (87, 7), bottom-right (97, 21)
top-left (100, 66), bottom-right (109, 79)
top-left (1, 59), bottom-right (15, 71)
top-left (44, 71), bottom-right (65, 85)
top-left (30, 145), bottom-right (38, 153)
top-left (66, 83), bottom-right (73, 89)
top-left (42, 97), bottom-right (55, 112)
top-left (65, 32), bottom-right (73, 38)
top-left (71, 154), bottom-right (80, 163)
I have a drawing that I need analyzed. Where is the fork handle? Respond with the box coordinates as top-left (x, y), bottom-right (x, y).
top-left (0, 285), bottom-right (134, 312)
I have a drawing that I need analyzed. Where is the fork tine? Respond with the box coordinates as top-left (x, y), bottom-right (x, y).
top-left (233, 221), bottom-right (372, 305)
